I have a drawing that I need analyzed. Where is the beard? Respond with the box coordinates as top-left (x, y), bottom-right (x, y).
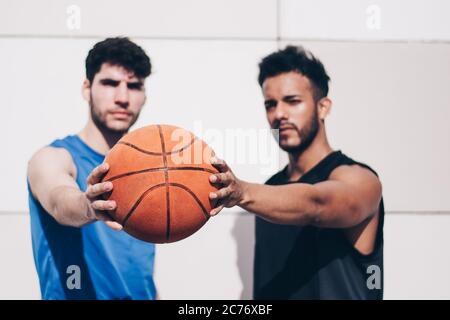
top-left (89, 94), bottom-right (139, 135)
top-left (277, 109), bottom-right (320, 154)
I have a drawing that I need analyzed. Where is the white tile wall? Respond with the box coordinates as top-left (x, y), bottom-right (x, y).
top-left (0, 214), bottom-right (40, 299)
top-left (1, 0), bottom-right (449, 300)
top-left (384, 213), bottom-right (450, 299)
top-left (280, 0), bottom-right (450, 41)
top-left (0, 0), bottom-right (277, 39)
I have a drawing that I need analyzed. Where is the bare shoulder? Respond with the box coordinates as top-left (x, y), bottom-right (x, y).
top-left (28, 146), bottom-right (76, 178)
top-left (329, 163), bottom-right (381, 191)
top-left (27, 146), bottom-right (78, 200)
top-left (329, 163), bottom-right (382, 216)
top-left (328, 164), bottom-right (383, 252)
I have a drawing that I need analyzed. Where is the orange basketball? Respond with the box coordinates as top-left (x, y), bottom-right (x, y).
top-left (101, 124), bottom-right (219, 243)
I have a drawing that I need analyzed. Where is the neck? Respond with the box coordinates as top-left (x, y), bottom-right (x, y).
top-left (286, 126), bottom-right (333, 181)
top-left (78, 118), bottom-right (126, 156)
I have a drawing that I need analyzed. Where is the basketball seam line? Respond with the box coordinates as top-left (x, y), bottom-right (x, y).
top-left (115, 127), bottom-right (214, 241)
top-left (158, 125), bottom-right (171, 242)
top-left (117, 137), bottom-right (197, 156)
top-left (107, 166), bottom-right (217, 182)
top-left (120, 183), bottom-right (210, 229)
top-left (121, 183), bottom-right (164, 227)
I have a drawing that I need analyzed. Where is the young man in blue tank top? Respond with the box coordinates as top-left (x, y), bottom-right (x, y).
top-left (27, 37), bottom-right (158, 300)
top-left (208, 46), bottom-right (384, 299)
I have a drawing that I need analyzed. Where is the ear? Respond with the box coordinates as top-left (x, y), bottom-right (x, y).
top-left (317, 97), bottom-right (332, 121)
top-left (82, 79), bottom-right (91, 103)
top-left (142, 85), bottom-right (147, 106)
top-left (142, 94), bottom-right (147, 107)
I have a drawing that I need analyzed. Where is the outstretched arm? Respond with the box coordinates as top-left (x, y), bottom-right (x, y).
top-left (208, 157), bottom-right (381, 229)
top-left (28, 146), bottom-right (122, 230)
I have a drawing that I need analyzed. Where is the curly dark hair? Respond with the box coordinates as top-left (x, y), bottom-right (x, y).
top-left (258, 45), bottom-right (330, 102)
top-left (85, 37), bottom-right (151, 83)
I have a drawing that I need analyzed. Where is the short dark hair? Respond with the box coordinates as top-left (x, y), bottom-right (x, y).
top-left (85, 37), bottom-right (151, 83)
top-left (258, 45), bottom-right (330, 101)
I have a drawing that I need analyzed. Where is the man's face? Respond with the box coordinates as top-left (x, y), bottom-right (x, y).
top-left (86, 63), bottom-right (146, 133)
top-left (263, 71), bottom-right (320, 153)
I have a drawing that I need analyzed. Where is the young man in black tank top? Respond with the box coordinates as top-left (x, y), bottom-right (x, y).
top-left (208, 46), bottom-right (384, 299)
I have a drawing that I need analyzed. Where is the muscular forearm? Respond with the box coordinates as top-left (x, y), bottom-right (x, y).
top-left (49, 186), bottom-right (94, 227)
top-left (238, 182), bottom-right (320, 226)
top-left (209, 157), bottom-right (379, 229)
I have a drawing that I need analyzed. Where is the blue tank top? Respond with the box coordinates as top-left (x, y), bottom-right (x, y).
top-left (28, 135), bottom-right (156, 300)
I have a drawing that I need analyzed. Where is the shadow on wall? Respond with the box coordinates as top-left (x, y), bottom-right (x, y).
top-left (231, 212), bottom-right (255, 300)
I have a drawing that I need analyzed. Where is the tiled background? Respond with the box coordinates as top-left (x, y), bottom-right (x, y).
top-left (1, 0), bottom-right (449, 299)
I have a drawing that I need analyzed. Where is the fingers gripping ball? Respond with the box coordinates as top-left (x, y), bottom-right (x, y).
top-left (102, 124), bottom-right (219, 243)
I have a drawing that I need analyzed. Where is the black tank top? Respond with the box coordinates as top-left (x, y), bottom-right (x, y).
top-left (253, 150), bottom-right (384, 300)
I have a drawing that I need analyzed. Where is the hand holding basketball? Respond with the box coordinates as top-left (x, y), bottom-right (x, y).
top-left (85, 163), bottom-right (122, 231)
top-left (101, 124), bottom-right (219, 243)
top-left (208, 157), bottom-right (247, 216)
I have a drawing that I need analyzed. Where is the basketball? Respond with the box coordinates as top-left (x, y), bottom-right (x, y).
top-left (101, 124), bottom-right (219, 243)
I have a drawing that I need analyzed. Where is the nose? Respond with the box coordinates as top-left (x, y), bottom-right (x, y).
top-left (274, 102), bottom-right (288, 121)
top-left (114, 81), bottom-right (130, 108)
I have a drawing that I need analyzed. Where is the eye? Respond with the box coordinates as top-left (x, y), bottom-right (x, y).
top-left (101, 80), bottom-right (119, 87)
top-left (128, 83), bottom-right (143, 90)
top-left (287, 99), bottom-right (302, 105)
top-left (264, 101), bottom-right (277, 110)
